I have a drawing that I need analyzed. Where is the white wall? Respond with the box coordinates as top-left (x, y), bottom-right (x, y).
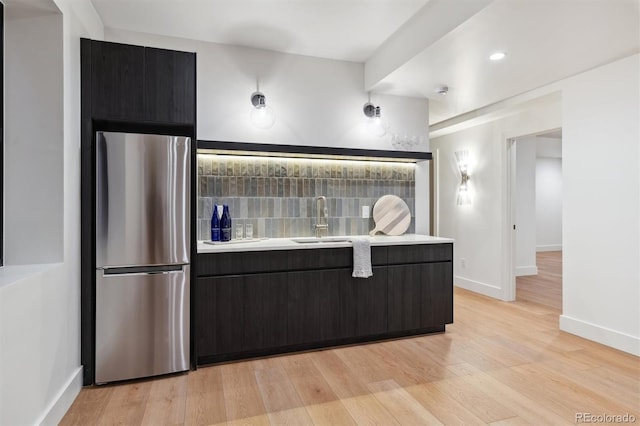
top-left (536, 156), bottom-right (562, 251)
top-left (432, 94), bottom-right (561, 299)
top-left (4, 8), bottom-right (63, 264)
top-left (559, 54), bottom-right (639, 356)
top-left (104, 28), bottom-right (432, 233)
top-left (432, 54), bottom-right (639, 355)
top-left (105, 28), bottom-right (429, 151)
top-left (515, 136), bottom-right (537, 276)
top-left (0, 0), bottom-right (104, 424)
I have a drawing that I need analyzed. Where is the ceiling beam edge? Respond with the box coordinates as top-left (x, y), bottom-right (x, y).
top-left (363, 0), bottom-right (492, 91)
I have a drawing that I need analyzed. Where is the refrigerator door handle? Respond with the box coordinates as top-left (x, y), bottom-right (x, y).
top-left (100, 264), bottom-right (186, 276)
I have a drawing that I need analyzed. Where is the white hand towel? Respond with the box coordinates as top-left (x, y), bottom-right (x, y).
top-left (352, 238), bottom-right (373, 278)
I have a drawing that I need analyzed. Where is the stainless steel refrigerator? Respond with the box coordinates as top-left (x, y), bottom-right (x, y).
top-left (95, 131), bottom-right (190, 384)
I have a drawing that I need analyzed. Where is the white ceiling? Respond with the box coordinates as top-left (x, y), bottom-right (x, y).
top-left (89, 0), bottom-right (429, 63)
top-left (375, 0), bottom-right (640, 123)
top-left (89, 0), bottom-right (640, 124)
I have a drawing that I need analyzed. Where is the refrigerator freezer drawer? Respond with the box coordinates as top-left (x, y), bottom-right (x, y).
top-left (95, 265), bottom-right (190, 384)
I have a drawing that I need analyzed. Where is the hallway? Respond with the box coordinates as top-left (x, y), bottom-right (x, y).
top-left (516, 251), bottom-right (562, 311)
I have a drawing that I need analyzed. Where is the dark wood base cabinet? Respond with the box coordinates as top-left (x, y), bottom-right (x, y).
top-left (196, 244), bottom-right (453, 365)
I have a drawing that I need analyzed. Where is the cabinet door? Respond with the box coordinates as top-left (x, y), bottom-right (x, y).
top-left (144, 47), bottom-right (196, 124)
top-left (345, 266), bottom-right (388, 336)
top-left (196, 276), bottom-right (244, 356)
top-left (288, 270), bottom-right (345, 345)
top-left (197, 273), bottom-right (288, 358)
top-left (422, 262), bottom-right (453, 327)
top-left (244, 273), bottom-right (288, 350)
top-left (91, 41), bottom-right (145, 121)
top-left (387, 264), bottom-right (423, 331)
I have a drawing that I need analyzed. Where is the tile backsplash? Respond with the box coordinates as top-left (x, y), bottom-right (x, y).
top-left (197, 155), bottom-right (416, 240)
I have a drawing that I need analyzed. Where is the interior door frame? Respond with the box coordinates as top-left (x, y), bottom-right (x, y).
top-left (503, 127), bottom-right (562, 302)
top-left (504, 137), bottom-right (517, 301)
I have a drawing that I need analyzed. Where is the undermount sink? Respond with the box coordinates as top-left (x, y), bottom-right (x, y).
top-left (290, 237), bottom-right (351, 244)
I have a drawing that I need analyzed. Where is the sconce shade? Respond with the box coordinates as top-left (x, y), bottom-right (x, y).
top-left (250, 91), bottom-right (276, 129)
top-left (363, 102), bottom-right (388, 137)
top-left (455, 150), bottom-right (471, 205)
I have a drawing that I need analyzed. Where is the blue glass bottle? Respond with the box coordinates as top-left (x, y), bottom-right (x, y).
top-left (210, 204), bottom-right (220, 241)
top-left (220, 204), bottom-right (232, 242)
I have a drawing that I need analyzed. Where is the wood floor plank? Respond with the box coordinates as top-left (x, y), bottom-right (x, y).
top-left (280, 353), bottom-right (356, 425)
top-left (430, 375), bottom-right (517, 423)
top-left (58, 386), bottom-right (114, 426)
top-left (140, 374), bottom-right (188, 426)
top-left (312, 351), bottom-right (399, 424)
top-left (302, 400), bottom-right (357, 426)
top-left (462, 370), bottom-right (571, 425)
top-left (489, 416), bottom-right (532, 426)
top-left (219, 361), bottom-right (268, 423)
top-left (96, 381), bottom-right (152, 426)
top-left (517, 251), bottom-right (562, 310)
top-left (367, 379), bottom-right (443, 425)
top-left (539, 360), bottom-right (640, 413)
top-left (405, 382), bottom-right (487, 425)
top-left (254, 365), bottom-right (314, 425)
top-left (224, 413), bottom-right (271, 426)
top-left (339, 394), bottom-right (401, 425)
top-left (279, 353), bottom-right (338, 405)
top-left (184, 366), bottom-right (227, 425)
top-left (310, 350), bottom-right (370, 399)
top-left (60, 252), bottom-right (640, 426)
top-left (333, 344), bottom-right (396, 385)
top-left (384, 339), bottom-right (458, 383)
top-left (517, 360), bottom-right (640, 416)
top-left (445, 362), bottom-right (483, 377)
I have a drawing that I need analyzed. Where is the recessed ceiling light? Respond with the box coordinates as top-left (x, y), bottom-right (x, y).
top-left (489, 52), bottom-right (506, 61)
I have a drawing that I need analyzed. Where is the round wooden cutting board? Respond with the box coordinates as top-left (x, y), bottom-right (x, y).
top-left (369, 195), bottom-right (411, 236)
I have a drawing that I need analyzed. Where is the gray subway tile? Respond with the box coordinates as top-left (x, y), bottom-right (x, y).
top-left (268, 198), bottom-right (275, 217)
top-left (197, 158), bottom-right (205, 175)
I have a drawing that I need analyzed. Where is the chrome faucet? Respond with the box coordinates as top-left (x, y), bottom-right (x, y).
top-left (315, 196), bottom-right (329, 237)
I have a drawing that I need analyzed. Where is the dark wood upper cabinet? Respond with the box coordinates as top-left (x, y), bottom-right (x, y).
top-left (144, 47), bottom-right (196, 124)
top-left (90, 41), bottom-right (145, 121)
top-left (87, 40), bottom-right (196, 125)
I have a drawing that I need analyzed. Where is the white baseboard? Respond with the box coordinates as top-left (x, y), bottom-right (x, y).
top-left (454, 276), bottom-right (504, 300)
top-left (515, 266), bottom-right (538, 276)
top-left (559, 315), bottom-right (640, 356)
top-left (536, 244), bottom-right (562, 252)
top-left (37, 366), bottom-right (83, 426)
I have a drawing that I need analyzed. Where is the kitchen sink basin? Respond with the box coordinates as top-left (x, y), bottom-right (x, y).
top-left (290, 237), bottom-right (351, 244)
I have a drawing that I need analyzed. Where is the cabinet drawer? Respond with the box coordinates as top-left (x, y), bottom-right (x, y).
top-left (288, 248), bottom-right (352, 270)
top-left (371, 246), bottom-right (387, 266)
top-left (387, 243), bottom-right (452, 264)
top-left (197, 251), bottom-right (290, 276)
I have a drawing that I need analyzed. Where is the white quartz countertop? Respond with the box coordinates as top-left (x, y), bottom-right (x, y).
top-left (197, 234), bottom-right (453, 253)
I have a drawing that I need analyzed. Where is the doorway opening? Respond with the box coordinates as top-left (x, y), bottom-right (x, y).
top-left (508, 129), bottom-right (563, 311)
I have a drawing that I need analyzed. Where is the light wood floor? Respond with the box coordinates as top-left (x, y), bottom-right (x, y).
top-left (516, 251), bottom-right (562, 310)
top-left (62, 284), bottom-right (639, 425)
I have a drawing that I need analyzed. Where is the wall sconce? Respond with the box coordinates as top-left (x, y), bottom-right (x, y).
top-left (363, 101), bottom-right (388, 137)
top-left (250, 90), bottom-right (276, 129)
top-left (455, 150), bottom-right (471, 205)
